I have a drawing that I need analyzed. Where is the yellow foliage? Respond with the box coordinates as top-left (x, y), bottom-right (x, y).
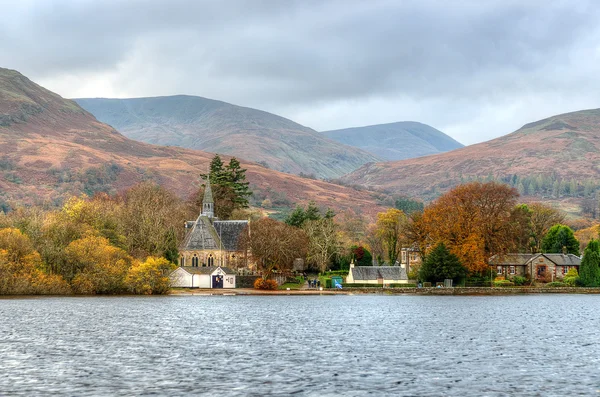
top-left (125, 257), bottom-right (175, 295)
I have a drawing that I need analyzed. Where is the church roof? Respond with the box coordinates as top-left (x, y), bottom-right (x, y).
top-left (203, 178), bottom-right (214, 204)
top-left (180, 216), bottom-right (220, 251)
top-left (350, 266), bottom-right (407, 281)
top-left (214, 220), bottom-right (248, 251)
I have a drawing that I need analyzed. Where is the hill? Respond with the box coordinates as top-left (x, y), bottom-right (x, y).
top-left (74, 96), bottom-right (379, 179)
top-left (343, 109), bottom-right (600, 213)
top-left (0, 67), bottom-right (385, 218)
top-left (323, 121), bottom-right (463, 161)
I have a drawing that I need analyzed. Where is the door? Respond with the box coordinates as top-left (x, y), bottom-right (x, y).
top-left (212, 275), bottom-right (224, 288)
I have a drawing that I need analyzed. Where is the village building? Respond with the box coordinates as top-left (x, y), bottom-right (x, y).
top-left (346, 259), bottom-right (409, 285)
top-left (400, 246), bottom-right (421, 274)
top-left (489, 253), bottom-right (581, 281)
top-left (170, 178), bottom-right (250, 288)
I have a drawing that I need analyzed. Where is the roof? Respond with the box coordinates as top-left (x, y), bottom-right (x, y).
top-left (489, 253), bottom-right (581, 266)
top-left (177, 266), bottom-right (236, 275)
top-left (350, 266), bottom-right (407, 281)
top-left (213, 220), bottom-right (248, 251)
top-left (489, 254), bottom-right (535, 266)
top-left (203, 178), bottom-right (214, 204)
top-left (179, 216), bottom-right (220, 251)
top-left (537, 254), bottom-right (581, 266)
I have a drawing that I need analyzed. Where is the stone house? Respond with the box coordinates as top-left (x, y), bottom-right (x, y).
top-left (489, 253), bottom-right (581, 281)
top-left (346, 260), bottom-right (408, 285)
top-left (401, 246), bottom-right (421, 275)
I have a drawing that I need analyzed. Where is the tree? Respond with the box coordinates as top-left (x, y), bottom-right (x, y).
top-left (541, 224), bottom-right (580, 255)
top-left (125, 257), bottom-right (176, 295)
top-left (578, 240), bottom-right (600, 287)
top-left (394, 197), bottom-right (424, 215)
top-left (374, 208), bottom-right (408, 265)
top-left (285, 201), bottom-right (323, 228)
top-left (528, 203), bottom-right (566, 253)
top-left (303, 218), bottom-right (339, 272)
top-left (419, 243), bottom-right (467, 284)
top-left (419, 182), bottom-right (524, 274)
top-left (351, 245), bottom-right (372, 266)
top-left (240, 218), bottom-right (308, 279)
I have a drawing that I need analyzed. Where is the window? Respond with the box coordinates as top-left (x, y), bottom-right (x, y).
top-left (509, 266), bottom-right (515, 275)
top-left (192, 255), bottom-right (198, 267)
top-left (497, 266), bottom-right (503, 275)
top-left (563, 266), bottom-right (569, 275)
top-left (208, 255), bottom-right (214, 267)
top-left (180, 256), bottom-right (185, 267)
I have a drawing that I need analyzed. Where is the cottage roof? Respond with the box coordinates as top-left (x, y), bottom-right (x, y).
top-left (213, 220), bottom-right (248, 251)
top-left (350, 266), bottom-right (407, 281)
top-left (536, 254), bottom-right (581, 266)
top-left (178, 266), bottom-right (236, 275)
top-left (489, 254), bottom-right (535, 266)
top-left (489, 253), bottom-right (581, 266)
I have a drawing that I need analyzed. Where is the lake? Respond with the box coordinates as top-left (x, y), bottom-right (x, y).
top-left (1, 295), bottom-right (599, 396)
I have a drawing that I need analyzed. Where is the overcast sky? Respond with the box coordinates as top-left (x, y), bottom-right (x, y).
top-left (1, 0), bottom-right (599, 145)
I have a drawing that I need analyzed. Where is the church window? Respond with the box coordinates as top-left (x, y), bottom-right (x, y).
top-left (208, 255), bottom-right (214, 267)
top-left (192, 255), bottom-right (199, 267)
top-left (180, 256), bottom-right (185, 267)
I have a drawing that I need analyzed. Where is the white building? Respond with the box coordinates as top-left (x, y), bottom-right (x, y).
top-left (346, 260), bottom-right (408, 285)
top-left (170, 266), bottom-right (236, 289)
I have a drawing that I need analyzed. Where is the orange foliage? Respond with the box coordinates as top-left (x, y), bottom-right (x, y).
top-left (254, 278), bottom-right (278, 290)
top-left (420, 182), bottom-right (521, 274)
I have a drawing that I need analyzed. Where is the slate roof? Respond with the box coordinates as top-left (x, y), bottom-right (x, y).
top-left (489, 254), bottom-right (535, 266)
top-left (213, 220), bottom-right (248, 251)
top-left (178, 266), bottom-right (236, 275)
top-left (538, 254), bottom-right (581, 266)
top-left (351, 266), bottom-right (408, 281)
top-left (203, 179), bottom-right (214, 204)
top-left (489, 253), bottom-right (581, 266)
top-left (180, 216), bottom-right (220, 251)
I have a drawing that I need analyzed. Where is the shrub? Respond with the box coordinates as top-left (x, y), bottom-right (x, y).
top-left (493, 279), bottom-right (515, 287)
top-left (254, 278), bottom-right (278, 290)
top-left (512, 276), bottom-right (527, 286)
top-left (125, 257), bottom-right (175, 295)
top-left (546, 281), bottom-right (567, 287)
top-left (564, 268), bottom-right (579, 286)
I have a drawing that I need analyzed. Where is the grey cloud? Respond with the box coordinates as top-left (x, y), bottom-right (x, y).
top-left (1, 0), bottom-right (599, 145)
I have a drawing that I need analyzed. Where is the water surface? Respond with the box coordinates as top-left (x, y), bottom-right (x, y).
top-left (1, 295), bottom-right (599, 396)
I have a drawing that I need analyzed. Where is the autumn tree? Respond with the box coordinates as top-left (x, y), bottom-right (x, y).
top-left (541, 224), bottom-right (580, 255)
top-left (240, 218), bottom-right (307, 279)
top-left (374, 208), bottom-right (408, 265)
top-left (365, 223), bottom-right (385, 265)
top-left (420, 182), bottom-right (523, 274)
top-left (303, 218), bottom-right (339, 272)
top-left (125, 257), bottom-right (176, 294)
top-left (528, 203), bottom-right (566, 252)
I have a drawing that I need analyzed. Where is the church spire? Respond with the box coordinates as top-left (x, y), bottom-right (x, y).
top-left (201, 176), bottom-right (214, 218)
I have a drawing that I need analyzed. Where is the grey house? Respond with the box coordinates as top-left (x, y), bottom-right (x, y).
top-left (346, 260), bottom-right (408, 285)
top-left (489, 253), bottom-right (581, 281)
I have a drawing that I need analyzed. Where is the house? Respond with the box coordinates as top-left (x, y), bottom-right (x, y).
top-left (170, 266), bottom-right (236, 288)
top-left (178, 178), bottom-right (250, 271)
top-left (489, 253), bottom-right (581, 281)
top-left (346, 260), bottom-right (408, 285)
top-left (401, 246), bottom-right (421, 275)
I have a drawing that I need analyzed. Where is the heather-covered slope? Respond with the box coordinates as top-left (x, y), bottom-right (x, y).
top-left (344, 109), bottom-right (600, 202)
top-left (75, 96), bottom-right (380, 179)
top-left (0, 68), bottom-right (385, 217)
top-left (323, 121), bottom-right (463, 161)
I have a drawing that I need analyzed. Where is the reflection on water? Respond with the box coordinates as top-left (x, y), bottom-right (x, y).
top-left (1, 295), bottom-right (599, 396)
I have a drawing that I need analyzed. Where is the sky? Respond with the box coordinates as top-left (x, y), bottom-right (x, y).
top-left (1, 0), bottom-right (599, 145)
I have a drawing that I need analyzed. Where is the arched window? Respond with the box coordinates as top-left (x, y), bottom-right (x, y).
top-left (208, 255), bottom-right (214, 267)
top-left (192, 255), bottom-right (199, 267)
top-left (180, 256), bottom-right (185, 267)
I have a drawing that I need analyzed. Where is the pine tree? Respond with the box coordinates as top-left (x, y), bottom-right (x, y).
top-left (541, 224), bottom-right (580, 255)
top-left (419, 242), bottom-right (467, 284)
top-left (578, 240), bottom-right (600, 287)
top-left (163, 227), bottom-right (179, 264)
top-left (226, 157), bottom-right (252, 208)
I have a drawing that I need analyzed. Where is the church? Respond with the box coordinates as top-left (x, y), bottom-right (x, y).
top-left (171, 179), bottom-right (250, 288)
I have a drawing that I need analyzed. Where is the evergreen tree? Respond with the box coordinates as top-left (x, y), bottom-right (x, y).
top-left (419, 242), bottom-right (467, 284)
top-left (541, 224), bottom-right (580, 255)
top-left (226, 157), bottom-right (252, 208)
top-left (284, 201), bottom-right (325, 228)
top-left (163, 227), bottom-right (179, 264)
top-left (578, 240), bottom-right (600, 287)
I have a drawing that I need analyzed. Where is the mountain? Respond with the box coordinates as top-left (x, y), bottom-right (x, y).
top-left (0, 67), bottom-right (385, 217)
top-left (74, 96), bottom-right (380, 179)
top-left (323, 121), bottom-right (463, 161)
top-left (343, 109), bottom-right (600, 204)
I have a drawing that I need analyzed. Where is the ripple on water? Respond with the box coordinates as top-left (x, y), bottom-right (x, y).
top-left (1, 295), bottom-right (599, 396)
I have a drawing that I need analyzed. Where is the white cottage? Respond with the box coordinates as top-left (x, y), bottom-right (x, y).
top-left (170, 266), bottom-right (236, 289)
top-left (346, 260), bottom-right (408, 285)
